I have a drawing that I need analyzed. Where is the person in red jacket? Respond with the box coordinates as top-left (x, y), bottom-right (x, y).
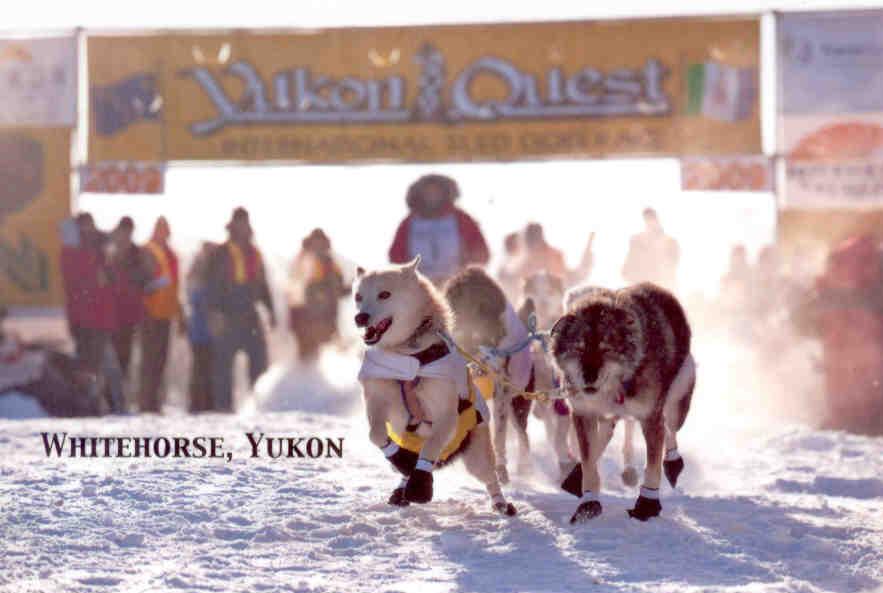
top-left (107, 216), bottom-right (151, 376)
top-left (388, 174), bottom-right (489, 285)
top-left (60, 213), bottom-right (124, 412)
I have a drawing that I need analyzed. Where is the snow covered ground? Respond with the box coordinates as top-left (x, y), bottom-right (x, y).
top-left (1, 345), bottom-right (882, 593)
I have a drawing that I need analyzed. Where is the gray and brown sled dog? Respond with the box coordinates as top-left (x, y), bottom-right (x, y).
top-left (550, 282), bottom-right (696, 523)
top-left (354, 257), bottom-right (516, 515)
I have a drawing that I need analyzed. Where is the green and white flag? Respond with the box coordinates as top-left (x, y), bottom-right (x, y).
top-left (686, 62), bottom-right (756, 122)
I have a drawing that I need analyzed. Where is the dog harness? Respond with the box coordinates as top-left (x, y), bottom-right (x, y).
top-left (358, 342), bottom-right (487, 463)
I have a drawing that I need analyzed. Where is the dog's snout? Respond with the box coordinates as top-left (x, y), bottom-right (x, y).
top-left (354, 312), bottom-right (370, 327)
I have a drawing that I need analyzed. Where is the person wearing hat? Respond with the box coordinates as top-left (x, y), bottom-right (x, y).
top-left (287, 228), bottom-right (349, 362)
top-left (138, 216), bottom-right (183, 413)
top-left (205, 207), bottom-right (276, 412)
top-left (388, 173), bottom-right (489, 285)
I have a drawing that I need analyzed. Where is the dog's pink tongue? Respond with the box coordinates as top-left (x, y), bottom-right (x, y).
top-left (364, 327), bottom-right (377, 341)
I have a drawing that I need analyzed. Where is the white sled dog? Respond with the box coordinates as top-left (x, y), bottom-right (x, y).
top-left (354, 257), bottom-right (517, 515)
top-left (551, 283), bottom-right (696, 523)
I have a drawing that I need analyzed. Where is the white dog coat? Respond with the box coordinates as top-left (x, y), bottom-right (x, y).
top-left (358, 347), bottom-right (491, 421)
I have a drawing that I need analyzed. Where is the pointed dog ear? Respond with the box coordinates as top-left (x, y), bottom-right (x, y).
top-left (355, 266), bottom-right (366, 278)
top-left (403, 254), bottom-right (421, 273)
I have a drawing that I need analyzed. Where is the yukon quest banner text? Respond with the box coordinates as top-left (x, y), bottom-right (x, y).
top-left (87, 18), bottom-right (760, 164)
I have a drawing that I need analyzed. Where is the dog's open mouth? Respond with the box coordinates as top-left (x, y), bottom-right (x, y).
top-left (363, 317), bottom-right (393, 345)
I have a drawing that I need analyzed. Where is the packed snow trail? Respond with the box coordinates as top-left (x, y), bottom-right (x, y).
top-left (1, 348), bottom-right (882, 593)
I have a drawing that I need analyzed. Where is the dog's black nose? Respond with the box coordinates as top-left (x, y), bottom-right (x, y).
top-left (354, 312), bottom-right (370, 327)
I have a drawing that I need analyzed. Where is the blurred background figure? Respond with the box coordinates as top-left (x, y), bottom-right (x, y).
top-left (287, 228), bottom-right (350, 363)
top-left (796, 235), bottom-right (883, 435)
top-left (108, 216), bottom-right (150, 380)
top-left (139, 216), bottom-right (182, 413)
top-left (720, 244), bottom-right (752, 323)
top-left (514, 222), bottom-right (567, 281)
top-left (60, 213), bottom-right (124, 412)
top-left (388, 173), bottom-right (489, 285)
top-left (622, 207), bottom-right (680, 292)
top-left (185, 242), bottom-right (216, 413)
top-left (496, 231), bottom-right (522, 299)
top-left (206, 207), bottom-right (276, 412)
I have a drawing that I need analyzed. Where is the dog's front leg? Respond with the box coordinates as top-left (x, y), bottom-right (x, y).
top-left (492, 383), bottom-right (510, 484)
top-left (365, 386), bottom-right (416, 489)
top-left (566, 413), bottom-right (604, 523)
top-left (628, 414), bottom-right (665, 521)
top-left (404, 395), bottom-right (457, 504)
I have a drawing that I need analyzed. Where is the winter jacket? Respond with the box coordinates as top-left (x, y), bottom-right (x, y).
top-left (111, 245), bottom-right (150, 328)
top-left (143, 241), bottom-right (181, 321)
top-left (205, 241), bottom-right (274, 321)
top-left (388, 206), bottom-right (489, 280)
top-left (60, 245), bottom-right (118, 332)
top-left (187, 286), bottom-right (212, 345)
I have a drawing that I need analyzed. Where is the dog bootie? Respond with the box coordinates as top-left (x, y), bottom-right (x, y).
top-left (570, 492), bottom-right (602, 524)
top-left (663, 450), bottom-right (684, 488)
top-left (628, 487), bottom-right (662, 521)
top-left (388, 487), bottom-right (410, 507)
top-left (492, 496), bottom-right (517, 516)
top-left (560, 463), bottom-right (582, 498)
top-left (404, 460), bottom-right (434, 504)
top-left (621, 465), bottom-right (639, 487)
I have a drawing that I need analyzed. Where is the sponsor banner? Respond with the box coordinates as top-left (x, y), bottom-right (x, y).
top-left (681, 155), bottom-right (772, 191)
top-left (783, 159), bottom-right (883, 208)
top-left (80, 162), bottom-right (165, 194)
top-left (88, 18), bottom-right (760, 163)
top-left (0, 127), bottom-right (71, 306)
top-left (0, 36), bottom-right (77, 127)
top-left (778, 11), bottom-right (883, 155)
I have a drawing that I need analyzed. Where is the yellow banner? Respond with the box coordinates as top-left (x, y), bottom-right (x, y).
top-left (0, 127), bottom-right (70, 307)
top-left (88, 18), bottom-right (760, 164)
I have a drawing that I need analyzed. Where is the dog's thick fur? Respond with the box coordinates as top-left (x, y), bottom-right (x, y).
top-left (354, 258), bottom-right (514, 513)
top-left (445, 267), bottom-right (532, 484)
top-left (551, 282), bottom-right (695, 522)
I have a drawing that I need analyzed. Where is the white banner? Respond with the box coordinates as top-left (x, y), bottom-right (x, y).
top-left (778, 11), bottom-right (883, 156)
top-left (783, 160), bottom-right (883, 208)
top-left (0, 36), bottom-right (77, 127)
top-left (681, 155), bottom-right (772, 191)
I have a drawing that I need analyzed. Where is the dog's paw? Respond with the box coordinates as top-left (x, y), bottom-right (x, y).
top-left (627, 495), bottom-right (662, 521)
top-left (664, 456), bottom-right (685, 488)
top-left (569, 500), bottom-right (602, 524)
top-left (560, 463), bottom-right (582, 498)
top-left (404, 469), bottom-right (433, 504)
top-left (621, 465), bottom-right (639, 487)
top-left (495, 464), bottom-right (510, 485)
top-left (493, 501), bottom-right (517, 516)
top-left (387, 487), bottom-right (410, 507)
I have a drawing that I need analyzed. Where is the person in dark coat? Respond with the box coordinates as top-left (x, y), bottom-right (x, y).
top-left (205, 208), bottom-right (276, 412)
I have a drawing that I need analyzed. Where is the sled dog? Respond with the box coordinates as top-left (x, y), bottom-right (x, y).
top-left (551, 283), bottom-right (695, 523)
top-left (355, 257), bottom-right (516, 515)
top-left (444, 267), bottom-right (535, 484)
